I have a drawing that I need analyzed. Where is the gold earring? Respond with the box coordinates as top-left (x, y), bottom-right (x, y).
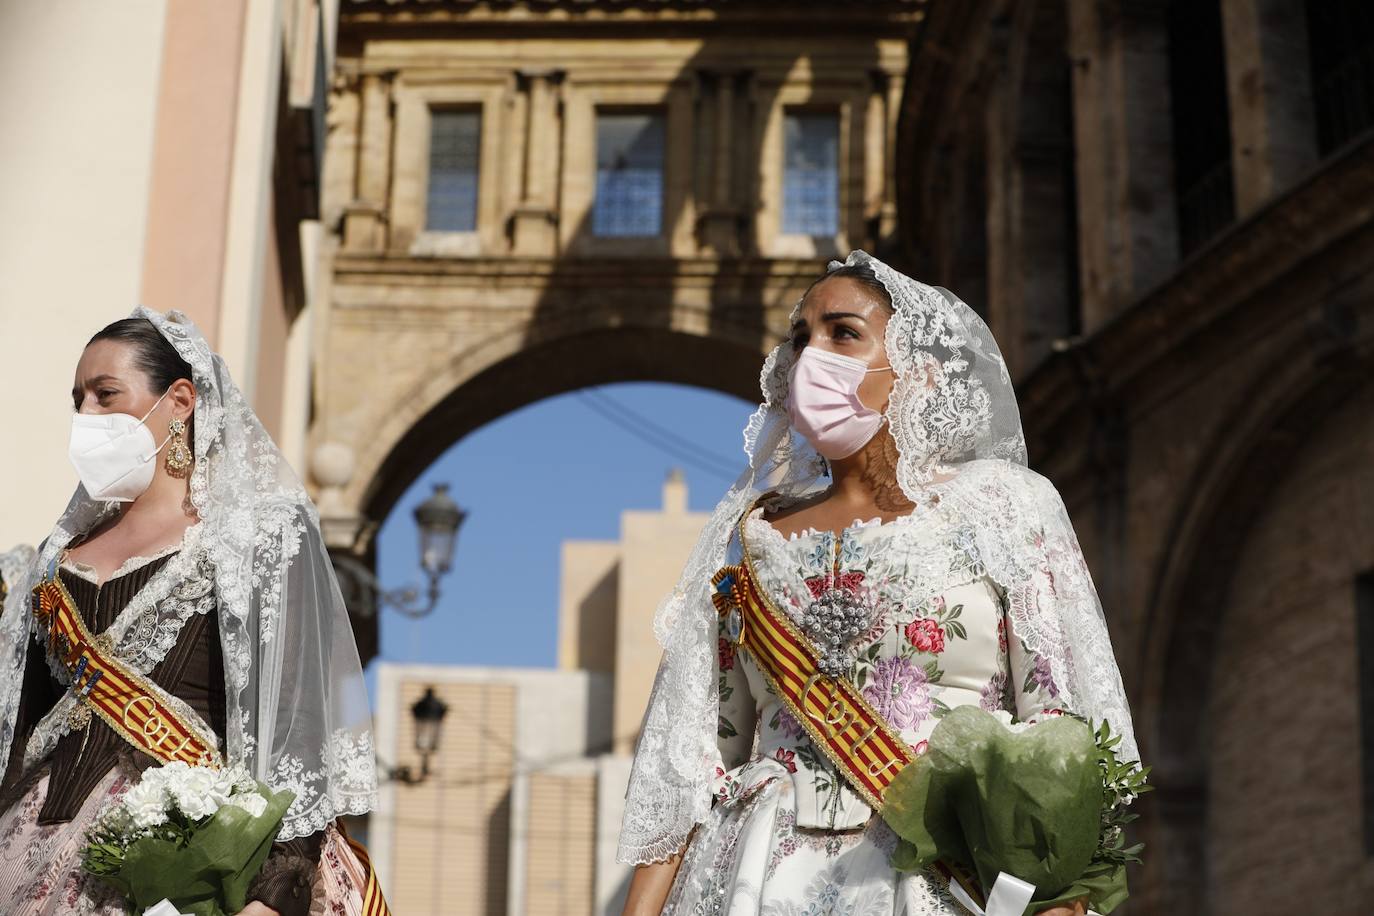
top-left (166, 417), bottom-right (192, 478)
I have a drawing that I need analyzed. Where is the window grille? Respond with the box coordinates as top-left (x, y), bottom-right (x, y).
top-left (782, 112), bottom-right (840, 236)
top-left (427, 110), bottom-right (480, 232)
top-left (593, 113), bottom-right (665, 238)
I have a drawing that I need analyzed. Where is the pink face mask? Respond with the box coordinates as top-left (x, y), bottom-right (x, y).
top-left (786, 347), bottom-right (893, 460)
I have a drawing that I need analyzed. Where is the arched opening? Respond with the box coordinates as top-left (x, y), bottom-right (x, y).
top-left (947, 112), bottom-right (989, 321)
top-left (1305, 0), bottom-right (1374, 156)
top-left (364, 373), bottom-right (759, 916)
top-left (371, 378), bottom-right (757, 672)
top-left (986, 0), bottom-right (1081, 380)
top-left (1145, 357), bottom-right (1372, 914)
top-left (361, 325), bottom-right (767, 528)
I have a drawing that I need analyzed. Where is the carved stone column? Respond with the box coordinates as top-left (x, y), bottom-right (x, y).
top-left (697, 70), bottom-right (748, 256)
top-left (865, 69), bottom-right (897, 247)
top-left (510, 68), bottom-right (564, 256)
top-left (321, 70), bottom-right (361, 235)
top-left (1220, 0), bottom-right (1319, 215)
top-left (1068, 0), bottom-right (1179, 331)
top-left (342, 71), bottom-right (394, 252)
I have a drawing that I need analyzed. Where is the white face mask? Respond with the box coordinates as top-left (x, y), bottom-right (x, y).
top-left (68, 390), bottom-right (174, 502)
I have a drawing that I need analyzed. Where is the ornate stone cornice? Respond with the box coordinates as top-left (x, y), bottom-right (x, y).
top-left (343, 0), bottom-right (925, 28)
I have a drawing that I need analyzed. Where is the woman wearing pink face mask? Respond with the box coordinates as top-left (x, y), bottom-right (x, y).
top-left (0, 310), bottom-right (387, 916)
top-left (617, 252), bottom-right (1141, 916)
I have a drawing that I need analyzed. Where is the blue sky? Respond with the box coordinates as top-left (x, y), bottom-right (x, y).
top-left (368, 382), bottom-right (756, 682)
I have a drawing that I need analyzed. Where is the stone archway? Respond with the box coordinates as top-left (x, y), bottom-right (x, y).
top-left (313, 2), bottom-right (916, 672)
top-left (307, 285), bottom-right (797, 554)
top-left (358, 321), bottom-right (768, 529)
top-left (307, 285), bottom-right (794, 663)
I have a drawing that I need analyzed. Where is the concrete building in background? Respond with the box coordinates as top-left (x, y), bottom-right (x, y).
top-left (0, 0), bottom-right (337, 550)
top-left (370, 471), bottom-right (707, 916)
top-left (559, 469), bottom-right (710, 756)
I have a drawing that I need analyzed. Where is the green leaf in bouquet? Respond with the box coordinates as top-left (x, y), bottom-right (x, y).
top-left (116, 784), bottom-right (295, 916)
top-left (121, 835), bottom-right (226, 916)
top-left (189, 785), bottom-right (296, 913)
top-left (81, 841), bottom-right (129, 879)
top-left (881, 707), bottom-right (1103, 912)
top-left (1020, 860), bottom-right (1129, 915)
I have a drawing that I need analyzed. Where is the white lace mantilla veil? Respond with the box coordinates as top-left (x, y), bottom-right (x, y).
top-left (616, 250), bottom-right (1139, 865)
top-left (0, 308), bottom-right (376, 841)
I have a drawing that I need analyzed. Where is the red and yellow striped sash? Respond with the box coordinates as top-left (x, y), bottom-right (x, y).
top-left (338, 820), bottom-right (393, 916)
top-left (711, 509), bottom-right (920, 810)
top-left (34, 566), bottom-right (394, 914)
top-left (31, 572), bottom-right (221, 767)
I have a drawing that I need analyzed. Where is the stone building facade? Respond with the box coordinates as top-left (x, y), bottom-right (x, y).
top-left (312, 1), bottom-right (1373, 912)
top-left (306, 1), bottom-right (920, 627)
top-left (898, 1), bottom-right (1374, 913)
top-left (0, 0), bottom-right (336, 550)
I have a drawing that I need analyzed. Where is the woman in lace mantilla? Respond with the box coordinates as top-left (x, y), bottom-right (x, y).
top-left (0, 311), bottom-right (379, 915)
top-left (618, 252), bottom-right (1139, 916)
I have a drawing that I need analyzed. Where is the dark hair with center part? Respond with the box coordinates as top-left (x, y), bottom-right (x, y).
top-left (805, 262), bottom-right (893, 311)
top-left (88, 317), bottom-right (196, 445)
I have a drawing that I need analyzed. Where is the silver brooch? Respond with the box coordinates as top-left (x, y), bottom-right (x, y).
top-left (802, 586), bottom-right (875, 677)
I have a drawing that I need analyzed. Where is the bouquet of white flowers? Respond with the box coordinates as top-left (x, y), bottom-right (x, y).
top-left (82, 761), bottom-right (295, 916)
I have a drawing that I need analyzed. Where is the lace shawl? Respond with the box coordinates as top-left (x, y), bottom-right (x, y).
top-left (0, 308), bottom-right (376, 841)
top-left (616, 250), bottom-right (1138, 864)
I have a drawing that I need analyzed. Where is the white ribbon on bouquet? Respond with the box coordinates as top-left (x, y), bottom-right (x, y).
top-left (143, 901), bottom-right (192, 916)
top-left (948, 872), bottom-right (1103, 916)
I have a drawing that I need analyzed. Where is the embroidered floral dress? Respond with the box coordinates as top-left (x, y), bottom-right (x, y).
top-left (663, 501), bottom-right (1066, 916)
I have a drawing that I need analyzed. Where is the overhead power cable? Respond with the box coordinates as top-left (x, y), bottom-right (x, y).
top-left (581, 388), bottom-right (742, 473)
top-left (575, 388), bottom-right (743, 483)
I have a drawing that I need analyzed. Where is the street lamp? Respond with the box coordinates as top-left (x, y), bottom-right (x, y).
top-left (388, 686), bottom-right (450, 785)
top-left (332, 483), bottom-right (467, 619)
top-left (414, 483), bottom-right (465, 581)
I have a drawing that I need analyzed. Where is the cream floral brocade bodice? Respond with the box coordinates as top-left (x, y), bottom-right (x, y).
top-left (712, 505), bottom-right (1066, 831)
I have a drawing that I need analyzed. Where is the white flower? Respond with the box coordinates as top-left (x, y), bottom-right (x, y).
top-left (167, 765), bottom-right (237, 821)
top-left (224, 791), bottom-right (268, 818)
top-left (225, 764), bottom-right (260, 796)
top-left (150, 761), bottom-right (188, 786)
top-left (95, 803), bottom-right (134, 836)
top-left (121, 779), bottom-right (169, 830)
